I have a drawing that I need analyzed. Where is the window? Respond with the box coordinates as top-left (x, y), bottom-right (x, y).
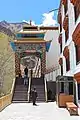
top-left (65, 30), bottom-right (69, 42)
top-left (74, 0), bottom-right (80, 22)
top-left (60, 24), bottom-right (62, 32)
top-left (61, 64), bottom-right (63, 75)
top-left (60, 43), bottom-right (62, 53)
top-left (61, 82), bottom-right (64, 93)
top-left (75, 45), bottom-right (80, 64)
top-left (66, 56), bottom-right (70, 71)
top-left (69, 82), bottom-right (73, 95)
top-left (64, 0), bottom-right (68, 15)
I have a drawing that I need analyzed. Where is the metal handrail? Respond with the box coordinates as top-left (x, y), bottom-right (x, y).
top-left (45, 65), bottom-right (59, 74)
top-left (44, 78), bottom-right (48, 102)
top-left (27, 70), bottom-right (31, 102)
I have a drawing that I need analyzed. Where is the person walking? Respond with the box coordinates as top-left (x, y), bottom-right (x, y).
top-left (31, 87), bottom-right (38, 105)
top-left (24, 66), bottom-right (28, 77)
top-left (24, 74), bottom-right (28, 85)
top-left (24, 66), bottom-right (28, 85)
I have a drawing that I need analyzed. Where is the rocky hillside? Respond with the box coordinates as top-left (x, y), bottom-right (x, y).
top-left (0, 20), bottom-right (28, 37)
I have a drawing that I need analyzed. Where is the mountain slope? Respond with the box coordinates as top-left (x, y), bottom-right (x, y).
top-left (0, 21), bottom-right (29, 36)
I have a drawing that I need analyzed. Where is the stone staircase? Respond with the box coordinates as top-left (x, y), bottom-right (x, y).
top-left (30, 77), bottom-right (45, 102)
top-left (12, 77), bottom-right (28, 102)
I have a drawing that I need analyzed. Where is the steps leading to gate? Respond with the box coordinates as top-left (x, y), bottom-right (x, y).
top-left (30, 77), bottom-right (45, 102)
top-left (12, 77), bottom-right (28, 102)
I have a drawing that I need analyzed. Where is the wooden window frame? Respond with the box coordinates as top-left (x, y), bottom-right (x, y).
top-left (75, 45), bottom-right (80, 65)
top-left (65, 30), bottom-right (69, 42)
top-left (74, 0), bottom-right (80, 22)
top-left (60, 43), bottom-right (62, 53)
top-left (64, 0), bottom-right (68, 15)
top-left (66, 56), bottom-right (70, 72)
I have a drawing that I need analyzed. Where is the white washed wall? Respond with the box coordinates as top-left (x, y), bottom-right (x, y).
top-left (44, 30), bottom-right (60, 81)
top-left (44, 30), bottom-right (59, 68)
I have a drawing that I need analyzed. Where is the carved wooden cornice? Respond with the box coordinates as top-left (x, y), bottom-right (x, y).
top-left (58, 33), bottom-right (62, 44)
top-left (59, 58), bottom-right (63, 65)
top-left (39, 26), bottom-right (58, 30)
top-left (63, 15), bottom-right (68, 31)
top-left (72, 23), bottom-right (80, 46)
top-left (63, 46), bottom-right (69, 58)
top-left (74, 72), bottom-right (80, 83)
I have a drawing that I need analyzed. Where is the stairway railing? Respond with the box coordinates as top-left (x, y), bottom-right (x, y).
top-left (45, 65), bottom-right (59, 74)
top-left (33, 58), bottom-right (39, 77)
top-left (27, 69), bottom-right (32, 102)
top-left (44, 65), bottom-right (60, 102)
top-left (33, 58), bottom-right (41, 78)
top-left (44, 78), bottom-right (48, 102)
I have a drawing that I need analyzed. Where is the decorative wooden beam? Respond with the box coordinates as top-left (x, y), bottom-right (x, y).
top-left (39, 26), bottom-right (58, 30)
top-left (14, 40), bottom-right (46, 43)
top-left (15, 38), bottom-right (45, 41)
top-left (72, 23), bottom-right (80, 46)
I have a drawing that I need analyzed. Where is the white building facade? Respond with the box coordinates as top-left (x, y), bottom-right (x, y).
top-left (58, 0), bottom-right (80, 104)
top-left (44, 29), bottom-right (60, 82)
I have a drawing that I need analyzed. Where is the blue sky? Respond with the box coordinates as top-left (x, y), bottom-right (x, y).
top-left (0, 0), bottom-right (60, 25)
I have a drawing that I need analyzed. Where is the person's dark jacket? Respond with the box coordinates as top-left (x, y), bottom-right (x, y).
top-left (31, 90), bottom-right (38, 101)
top-left (24, 67), bottom-right (28, 76)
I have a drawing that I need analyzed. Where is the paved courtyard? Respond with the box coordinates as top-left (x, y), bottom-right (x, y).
top-left (0, 102), bottom-right (80, 120)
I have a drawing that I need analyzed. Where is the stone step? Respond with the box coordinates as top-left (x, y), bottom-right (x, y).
top-left (13, 94), bottom-right (27, 97)
top-left (12, 101), bottom-right (28, 103)
top-left (14, 91), bottom-right (27, 93)
top-left (13, 99), bottom-right (27, 101)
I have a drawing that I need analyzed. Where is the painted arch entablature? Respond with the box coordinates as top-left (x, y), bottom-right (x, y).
top-left (15, 42), bottom-right (46, 76)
